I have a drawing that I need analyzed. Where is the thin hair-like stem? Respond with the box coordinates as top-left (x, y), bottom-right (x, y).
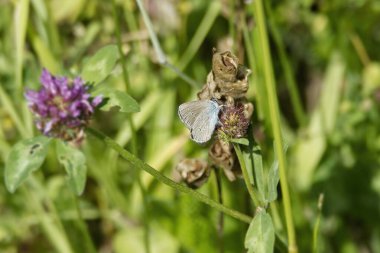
top-left (134, 0), bottom-right (200, 88)
top-left (87, 128), bottom-right (253, 224)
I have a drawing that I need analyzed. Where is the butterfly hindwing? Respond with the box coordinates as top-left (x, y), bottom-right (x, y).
top-left (189, 100), bottom-right (220, 143)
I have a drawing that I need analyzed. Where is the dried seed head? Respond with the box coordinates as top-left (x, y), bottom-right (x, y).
top-left (197, 49), bottom-right (251, 102)
top-left (236, 64), bottom-right (252, 81)
top-left (212, 49), bottom-right (239, 82)
top-left (209, 140), bottom-right (241, 181)
top-left (176, 159), bottom-right (211, 189)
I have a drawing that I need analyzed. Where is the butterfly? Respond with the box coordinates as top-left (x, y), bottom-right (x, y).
top-left (178, 99), bottom-right (220, 144)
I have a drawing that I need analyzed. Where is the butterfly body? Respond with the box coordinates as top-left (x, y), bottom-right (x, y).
top-left (178, 100), bottom-right (220, 144)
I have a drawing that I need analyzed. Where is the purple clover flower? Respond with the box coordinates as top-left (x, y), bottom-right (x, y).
top-left (217, 104), bottom-right (250, 142)
top-left (25, 69), bottom-right (102, 143)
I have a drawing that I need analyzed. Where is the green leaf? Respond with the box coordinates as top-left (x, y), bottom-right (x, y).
top-left (230, 138), bottom-right (249, 146)
top-left (362, 62), bottom-right (380, 96)
top-left (245, 210), bottom-right (275, 253)
top-left (5, 136), bottom-right (51, 193)
top-left (114, 224), bottom-right (179, 253)
top-left (241, 144), bottom-right (254, 186)
top-left (293, 54), bottom-right (345, 190)
top-left (266, 143), bottom-right (287, 202)
top-left (266, 158), bottom-right (279, 202)
top-left (81, 44), bottom-right (119, 84)
top-left (252, 144), bottom-right (265, 202)
top-left (56, 140), bottom-right (87, 195)
top-left (241, 130), bottom-right (266, 202)
top-left (93, 86), bottom-right (140, 113)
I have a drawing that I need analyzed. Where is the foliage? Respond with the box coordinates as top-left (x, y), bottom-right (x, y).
top-left (1, 0), bottom-right (380, 252)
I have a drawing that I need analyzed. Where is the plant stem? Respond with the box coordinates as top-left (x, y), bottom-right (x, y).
top-left (72, 194), bottom-right (97, 253)
top-left (112, 0), bottom-right (130, 93)
top-left (0, 85), bottom-right (30, 138)
top-left (214, 168), bottom-right (224, 253)
top-left (229, 0), bottom-right (237, 52)
top-left (88, 128), bottom-right (290, 251)
top-left (134, 0), bottom-right (166, 64)
top-left (162, 62), bottom-right (200, 88)
top-left (129, 102), bottom-right (151, 253)
top-left (177, 1), bottom-right (221, 70)
top-left (137, 175), bottom-right (151, 253)
top-left (265, 1), bottom-right (306, 127)
top-left (233, 144), bottom-right (260, 208)
top-left (349, 33), bottom-right (370, 67)
top-left (134, 0), bottom-right (200, 88)
top-left (112, 2), bottom-right (151, 252)
top-left (250, 1), bottom-right (298, 252)
top-left (14, 0), bottom-right (29, 90)
top-left (26, 176), bottom-right (74, 253)
top-left (312, 194), bottom-right (324, 253)
top-left (241, 15), bottom-right (267, 121)
top-left (87, 128), bottom-right (253, 224)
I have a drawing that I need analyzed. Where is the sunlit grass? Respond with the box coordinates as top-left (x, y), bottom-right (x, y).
top-left (1, 0), bottom-right (380, 252)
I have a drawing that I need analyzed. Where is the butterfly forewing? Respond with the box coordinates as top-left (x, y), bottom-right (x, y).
top-left (178, 100), bottom-right (214, 129)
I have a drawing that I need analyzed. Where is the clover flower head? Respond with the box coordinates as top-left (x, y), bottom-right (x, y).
top-left (217, 104), bottom-right (250, 142)
top-left (25, 69), bottom-right (102, 143)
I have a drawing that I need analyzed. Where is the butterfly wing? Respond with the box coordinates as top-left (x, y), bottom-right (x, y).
top-left (178, 100), bottom-right (213, 129)
top-left (190, 101), bottom-right (220, 144)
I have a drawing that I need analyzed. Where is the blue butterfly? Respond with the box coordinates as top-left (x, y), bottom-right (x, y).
top-left (178, 100), bottom-right (220, 144)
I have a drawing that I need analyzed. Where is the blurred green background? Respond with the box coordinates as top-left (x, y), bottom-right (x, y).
top-left (1, 0), bottom-right (380, 252)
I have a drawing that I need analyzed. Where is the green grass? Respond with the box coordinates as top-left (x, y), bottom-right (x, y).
top-left (1, 0), bottom-right (380, 252)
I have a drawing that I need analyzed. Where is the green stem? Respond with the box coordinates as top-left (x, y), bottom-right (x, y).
top-left (251, 1), bottom-right (297, 252)
top-left (88, 128), bottom-right (290, 251)
top-left (349, 33), bottom-right (370, 66)
top-left (26, 177), bottom-right (74, 253)
top-left (0, 85), bottom-right (30, 138)
top-left (130, 114), bottom-right (150, 253)
top-left (112, 0), bottom-right (131, 93)
top-left (162, 62), bottom-right (200, 88)
top-left (137, 175), bottom-right (151, 253)
top-left (134, 0), bottom-right (166, 64)
top-left (72, 194), bottom-right (97, 253)
top-left (14, 0), bottom-right (29, 90)
top-left (233, 144), bottom-right (260, 208)
top-left (123, 1), bottom-right (139, 33)
top-left (177, 1), bottom-right (221, 70)
top-left (112, 1), bottom-right (151, 252)
top-left (45, 0), bottom-right (62, 57)
top-left (86, 128), bottom-right (252, 224)
top-left (229, 0), bottom-right (237, 52)
top-left (241, 15), bottom-right (267, 121)
top-left (312, 194), bottom-right (324, 253)
top-left (265, 1), bottom-right (306, 127)
top-left (134, 0), bottom-right (200, 87)
top-left (214, 168), bottom-right (224, 253)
